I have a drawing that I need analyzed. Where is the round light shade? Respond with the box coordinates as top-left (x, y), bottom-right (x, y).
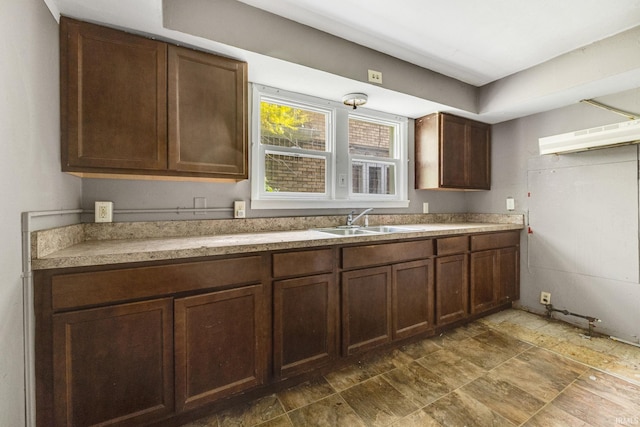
top-left (342, 93), bottom-right (368, 109)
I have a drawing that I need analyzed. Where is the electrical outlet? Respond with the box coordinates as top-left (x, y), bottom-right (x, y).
top-left (234, 200), bottom-right (246, 218)
top-left (540, 291), bottom-right (551, 305)
top-left (368, 69), bottom-right (382, 84)
top-left (95, 201), bottom-right (113, 223)
top-left (423, 202), bottom-right (429, 213)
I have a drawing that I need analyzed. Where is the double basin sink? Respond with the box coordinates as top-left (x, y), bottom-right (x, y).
top-left (314, 225), bottom-right (417, 236)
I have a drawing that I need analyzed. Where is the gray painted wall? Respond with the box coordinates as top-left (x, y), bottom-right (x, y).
top-left (1, 0), bottom-right (82, 425)
top-left (468, 87), bottom-right (640, 342)
top-left (81, 123), bottom-right (470, 222)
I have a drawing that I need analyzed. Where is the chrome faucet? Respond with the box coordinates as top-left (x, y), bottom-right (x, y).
top-left (346, 208), bottom-right (373, 227)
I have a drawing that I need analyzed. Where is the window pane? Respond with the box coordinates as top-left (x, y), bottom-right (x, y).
top-left (352, 164), bottom-right (363, 194)
top-left (265, 153), bottom-right (326, 193)
top-left (260, 101), bottom-right (327, 151)
top-left (352, 161), bottom-right (395, 195)
top-left (349, 118), bottom-right (395, 158)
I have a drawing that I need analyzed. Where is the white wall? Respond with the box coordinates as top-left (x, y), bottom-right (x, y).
top-left (469, 88), bottom-right (640, 342)
top-left (0, 1), bottom-right (82, 425)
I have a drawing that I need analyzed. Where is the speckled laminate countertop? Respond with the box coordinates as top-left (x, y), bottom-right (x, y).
top-left (30, 214), bottom-right (524, 270)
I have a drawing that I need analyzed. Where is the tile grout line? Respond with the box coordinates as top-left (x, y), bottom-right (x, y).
top-left (515, 376), bottom-right (583, 426)
top-left (478, 317), bottom-right (640, 425)
top-left (277, 385), bottom-right (369, 427)
top-left (211, 311), bottom-right (639, 427)
top-left (444, 326), bottom-right (554, 426)
top-left (499, 323), bottom-right (640, 388)
top-left (386, 329), bottom-right (535, 426)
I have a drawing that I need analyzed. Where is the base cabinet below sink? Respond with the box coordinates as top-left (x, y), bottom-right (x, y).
top-left (341, 240), bottom-right (435, 356)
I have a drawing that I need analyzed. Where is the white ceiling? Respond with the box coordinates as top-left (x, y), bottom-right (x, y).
top-left (46, 0), bottom-right (640, 123)
top-left (237, 0), bottom-right (640, 86)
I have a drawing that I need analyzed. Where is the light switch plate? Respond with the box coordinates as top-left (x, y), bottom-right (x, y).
top-left (506, 197), bottom-right (515, 211)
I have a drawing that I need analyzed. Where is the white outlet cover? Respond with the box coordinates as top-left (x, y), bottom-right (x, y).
top-left (95, 201), bottom-right (113, 223)
top-left (234, 200), bottom-right (246, 218)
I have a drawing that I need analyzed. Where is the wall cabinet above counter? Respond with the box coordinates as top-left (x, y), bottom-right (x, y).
top-left (415, 112), bottom-right (491, 190)
top-left (60, 17), bottom-right (248, 181)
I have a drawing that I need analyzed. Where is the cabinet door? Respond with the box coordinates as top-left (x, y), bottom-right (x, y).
top-left (168, 46), bottom-right (248, 178)
top-left (470, 250), bottom-right (498, 314)
top-left (440, 114), bottom-right (468, 188)
top-left (60, 17), bottom-right (167, 172)
top-left (392, 259), bottom-right (434, 340)
top-left (416, 112), bottom-right (491, 190)
top-left (467, 120), bottom-right (491, 189)
top-left (274, 274), bottom-right (337, 379)
top-left (498, 246), bottom-right (519, 303)
top-left (52, 299), bottom-right (174, 426)
top-left (174, 285), bottom-right (265, 411)
top-left (342, 266), bottom-right (392, 355)
top-left (435, 254), bottom-right (469, 325)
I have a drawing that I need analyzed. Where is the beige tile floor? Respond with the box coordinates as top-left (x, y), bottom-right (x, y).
top-left (181, 309), bottom-right (640, 427)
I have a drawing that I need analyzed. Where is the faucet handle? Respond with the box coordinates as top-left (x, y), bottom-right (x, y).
top-left (346, 210), bottom-right (355, 226)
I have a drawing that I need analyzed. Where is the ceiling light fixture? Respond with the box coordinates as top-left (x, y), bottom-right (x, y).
top-left (342, 93), bottom-right (368, 109)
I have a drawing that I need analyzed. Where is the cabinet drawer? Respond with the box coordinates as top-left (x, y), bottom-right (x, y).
top-left (272, 249), bottom-right (334, 278)
top-left (436, 236), bottom-right (468, 256)
top-left (471, 231), bottom-right (520, 251)
top-left (342, 240), bottom-right (433, 269)
top-left (52, 256), bottom-right (263, 311)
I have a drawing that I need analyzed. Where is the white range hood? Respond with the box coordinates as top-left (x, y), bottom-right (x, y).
top-left (539, 119), bottom-right (640, 155)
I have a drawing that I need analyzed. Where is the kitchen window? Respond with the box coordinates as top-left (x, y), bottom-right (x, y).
top-left (251, 85), bottom-right (408, 209)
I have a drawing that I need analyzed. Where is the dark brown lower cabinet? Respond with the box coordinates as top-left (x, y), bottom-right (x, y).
top-left (498, 246), bottom-right (520, 303)
top-left (470, 246), bottom-right (520, 314)
top-left (52, 298), bottom-right (174, 427)
top-left (392, 259), bottom-right (434, 340)
top-left (470, 229), bottom-right (520, 315)
top-left (470, 250), bottom-right (498, 314)
top-left (342, 266), bottom-right (392, 355)
top-left (435, 254), bottom-right (469, 325)
top-left (38, 231), bottom-right (520, 426)
top-left (174, 285), bottom-right (265, 412)
top-left (273, 273), bottom-right (337, 379)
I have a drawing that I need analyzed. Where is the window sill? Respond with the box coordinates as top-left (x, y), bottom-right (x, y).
top-left (250, 199), bottom-right (410, 210)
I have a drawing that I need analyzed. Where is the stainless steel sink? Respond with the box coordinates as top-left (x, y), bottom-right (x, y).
top-left (313, 227), bottom-right (379, 236)
top-left (361, 225), bottom-right (416, 233)
top-left (314, 225), bottom-right (417, 236)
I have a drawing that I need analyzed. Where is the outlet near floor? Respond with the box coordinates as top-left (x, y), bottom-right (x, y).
top-left (540, 291), bottom-right (551, 305)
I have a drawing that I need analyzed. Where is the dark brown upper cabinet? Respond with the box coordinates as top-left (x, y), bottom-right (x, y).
top-left (60, 17), bottom-right (248, 181)
top-left (168, 46), bottom-right (247, 176)
top-left (415, 112), bottom-right (491, 190)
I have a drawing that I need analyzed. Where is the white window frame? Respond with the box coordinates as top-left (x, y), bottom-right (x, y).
top-left (251, 84), bottom-right (409, 209)
top-left (347, 113), bottom-right (403, 201)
